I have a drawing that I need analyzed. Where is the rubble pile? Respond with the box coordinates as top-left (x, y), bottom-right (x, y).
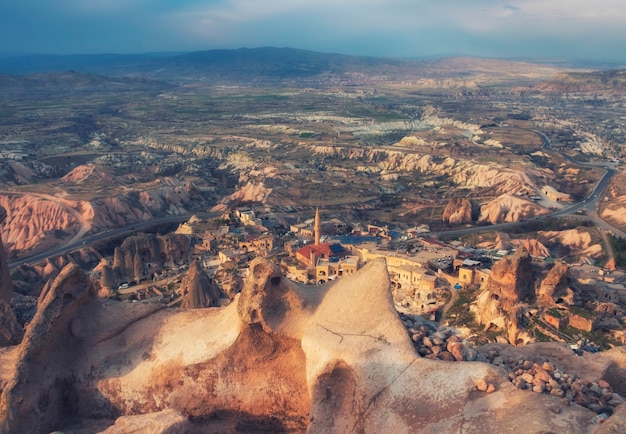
top-left (484, 350), bottom-right (625, 415)
top-left (400, 313), bottom-right (625, 416)
top-left (400, 313), bottom-right (487, 362)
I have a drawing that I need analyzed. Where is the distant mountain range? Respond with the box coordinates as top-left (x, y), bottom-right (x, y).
top-left (0, 47), bottom-right (569, 84)
top-left (0, 47), bottom-right (623, 90)
top-left (0, 47), bottom-right (408, 82)
top-left (0, 70), bottom-right (174, 97)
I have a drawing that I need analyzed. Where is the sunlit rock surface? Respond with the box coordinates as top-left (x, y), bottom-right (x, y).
top-left (0, 257), bottom-right (620, 433)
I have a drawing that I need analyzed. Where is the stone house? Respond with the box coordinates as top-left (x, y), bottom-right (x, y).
top-left (544, 308), bottom-right (568, 330)
top-left (568, 307), bottom-right (597, 332)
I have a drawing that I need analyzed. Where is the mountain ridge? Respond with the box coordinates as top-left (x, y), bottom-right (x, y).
top-left (0, 47), bottom-right (567, 84)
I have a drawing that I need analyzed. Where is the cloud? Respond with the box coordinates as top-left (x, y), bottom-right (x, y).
top-left (1, 0), bottom-right (625, 61)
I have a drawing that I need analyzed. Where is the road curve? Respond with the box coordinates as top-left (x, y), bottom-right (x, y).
top-left (8, 212), bottom-right (221, 270)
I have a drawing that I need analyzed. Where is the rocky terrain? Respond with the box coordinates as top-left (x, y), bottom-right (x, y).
top-left (478, 232), bottom-right (552, 257)
top-left (472, 248), bottom-right (539, 345)
top-left (442, 197), bottom-right (479, 224)
top-left (179, 261), bottom-right (222, 309)
top-left (478, 194), bottom-right (548, 225)
top-left (2, 256), bottom-right (626, 432)
top-left (107, 233), bottom-right (193, 286)
top-left (0, 194), bottom-right (81, 256)
top-left (404, 313), bottom-right (626, 416)
top-left (535, 70), bottom-right (626, 94)
top-left (1, 47), bottom-right (626, 432)
top-left (0, 175), bottom-right (204, 258)
top-left (539, 228), bottom-right (604, 260)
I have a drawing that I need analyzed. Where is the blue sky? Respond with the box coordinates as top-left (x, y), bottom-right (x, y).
top-left (1, 0), bottom-right (625, 62)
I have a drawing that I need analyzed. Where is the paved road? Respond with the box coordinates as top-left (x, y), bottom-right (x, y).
top-left (7, 130), bottom-right (623, 270)
top-left (426, 131), bottom-right (622, 240)
top-left (8, 212), bottom-right (220, 270)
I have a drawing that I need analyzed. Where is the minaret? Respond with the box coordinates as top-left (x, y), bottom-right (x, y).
top-left (314, 207), bottom-right (321, 246)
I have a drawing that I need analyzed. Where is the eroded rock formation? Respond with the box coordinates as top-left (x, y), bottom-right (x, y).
top-left (537, 261), bottom-right (570, 306)
top-left (0, 206), bottom-right (11, 304)
top-left (442, 197), bottom-right (478, 224)
top-left (485, 247), bottom-right (537, 303)
top-left (1, 257), bottom-right (623, 433)
top-left (113, 233), bottom-right (192, 283)
top-left (0, 205), bottom-right (22, 347)
top-left (0, 195), bottom-right (80, 256)
top-left (471, 248), bottom-right (538, 344)
top-left (479, 194), bottom-right (547, 224)
top-left (180, 261), bottom-right (222, 308)
top-left (0, 300), bottom-right (22, 346)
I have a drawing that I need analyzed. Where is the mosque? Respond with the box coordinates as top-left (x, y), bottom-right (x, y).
top-left (294, 208), bottom-right (360, 284)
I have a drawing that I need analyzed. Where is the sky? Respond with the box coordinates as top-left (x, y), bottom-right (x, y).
top-left (1, 0), bottom-right (625, 63)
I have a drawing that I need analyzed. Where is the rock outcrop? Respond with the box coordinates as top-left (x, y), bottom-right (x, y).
top-left (471, 248), bottom-right (537, 344)
top-left (180, 261), bottom-right (222, 308)
top-left (113, 233), bottom-right (192, 283)
top-left (0, 206), bottom-right (12, 304)
top-left (0, 263), bottom-right (164, 433)
top-left (537, 261), bottom-right (570, 306)
top-left (479, 194), bottom-right (547, 224)
top-left (486, 247), bottom-right (536, 303)
top-left (0, 194), bottom-right (80, 256)
top-left (442, 197), bottom-right (478, 224)
top-left (0, 300), bottom-right (23, 346)
top-left (0, 257), bottom-right (621, 433)
top-left (61, 163), bottom-right (118, 185)
top-left (211, 181), bottom-right (273, 212)
top-left (539, 228), bottom-right (603, 259)
top-left (479, 233), bottom-right (551, 258)
top-left (311, 147), bottom-right (536, 196)
top-left (0, 205), bottom-right (21, 347)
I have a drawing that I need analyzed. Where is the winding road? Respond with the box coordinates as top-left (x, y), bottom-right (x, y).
top-left (6, 130), bottom-right (623, 270)
top-left (426, 130), bottom-right (624, 243)
top-left (8, 212), bottom-right (220, 270)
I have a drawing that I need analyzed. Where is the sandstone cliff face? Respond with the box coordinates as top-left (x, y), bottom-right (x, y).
top-left (311, 146), bottom-right (536, 195)
top-left (0, 205), bottom-right (21, 346)
top-left (180, 261), bottom-right (222, 309)
top-left (0, 194), bottom-right (79, 255)
top-left (0, 263), bottom-right (165, 433)
top-left (486, 248), bottom-right (536, 303)
top-left (0, 206), bottom-right (12, 304)
top-left (471, 248), bottom-right (537, 344)
top-left (0, 177), bottom-right (201, 257)
top-left (442, 197), bottom-right (478, 224)
top-left (80, 177), bottom-right (198, 230)
top-left (537, 261), bottom-right (570, 306)
top-left (211, 181), bottom-right (273, 212)
top-left (61, 163), bottom-right (118, 185)
top-left (113, 233), bottom-right (192, 283)
top-left (0, 257), bottom-right (614, 433)
top-left (0, 300), bottom-right (23, 346)
top-left (479, 194), bottom-right (547, 224)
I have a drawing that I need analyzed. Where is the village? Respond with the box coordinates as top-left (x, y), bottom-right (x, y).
top-left (91, 204), bottom-right (626, 350)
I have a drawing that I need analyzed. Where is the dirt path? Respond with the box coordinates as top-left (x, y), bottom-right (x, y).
top-left (441, 287), bottom-right (459, 319)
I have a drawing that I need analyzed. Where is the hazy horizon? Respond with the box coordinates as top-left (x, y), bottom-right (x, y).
top-left (1, 1), bottom-right (626, 64)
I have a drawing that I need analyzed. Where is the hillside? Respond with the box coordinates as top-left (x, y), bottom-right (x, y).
top-left (0, 47), bottom-right (565, 85)
top-left (535, 69), bottom-right (626, 93)
top-left (0, 71), bottom-right (173, 97)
